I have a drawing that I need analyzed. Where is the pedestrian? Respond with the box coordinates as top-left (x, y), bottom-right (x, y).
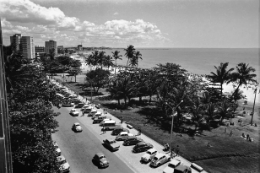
top-left (102, 125), bottom-right (106, 134)
top-left (246, 134), bottom-right (250, 140)
top-left (229, 130), bottom-right (233, 137)
top-left (175, 145), bottom-right (180, 156)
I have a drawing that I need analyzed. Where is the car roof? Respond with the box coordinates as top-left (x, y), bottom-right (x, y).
top-left (120, 131), bottom-right (128, 135)
top-left (175, 164), bottom-right (191, 171)
top-left (154, 153), bottom-right (165, 158)
top-left (169, 158), bottom-right (181, 165)
top-left (74, 122), bottom-right (80, 125)
top-left (136, 141), bottom-right (146, 145)
top-left (147, 148), bottom-right (157, 153)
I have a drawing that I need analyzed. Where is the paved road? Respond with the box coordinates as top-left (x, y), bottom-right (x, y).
top-left (51, 79), bottom-right (204, 173)
top-left (52, 106), bottom-right (135, 173)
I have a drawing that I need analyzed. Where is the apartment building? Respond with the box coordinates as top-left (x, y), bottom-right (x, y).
top-left (10, 33), bottom-right (21, 52)
top-left (20, 36), bottom-right (35, 59)
top-left (45, 40), bottom-right (57, 54)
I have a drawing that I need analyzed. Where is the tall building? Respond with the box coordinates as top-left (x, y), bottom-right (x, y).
top-left (0, 18), bottom-right (14, 173)
top-left (45, 40), bottom-right (57, 54)
top-left (35, 46), bottom-right (45, 54)
top-left (10, 34), bottom-right (21, 52)
top-left (20, 36), bottom-right (35, 59)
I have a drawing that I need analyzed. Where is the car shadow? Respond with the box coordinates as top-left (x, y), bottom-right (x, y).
top-left (91, 159), bottom-right (107, 169)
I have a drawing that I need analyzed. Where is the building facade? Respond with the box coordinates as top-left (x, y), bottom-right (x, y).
top-left (35, 46), bottom-right (45, 54)
top-left (10, 34), bottom-right (21, 52)
top-left (20, 36), bottom-right (35, 59)
top-left (45, 40), bottom-right (57, 54)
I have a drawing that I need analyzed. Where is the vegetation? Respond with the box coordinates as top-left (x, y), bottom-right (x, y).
top-left (4, 51), bottom-right (62, 173)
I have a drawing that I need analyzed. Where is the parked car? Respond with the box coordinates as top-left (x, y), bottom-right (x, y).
top-left (93, 115), bottom-right (111, 124)
top-left (59, 162), bottom-right (70, 173)
top-left (56, 155), bottom-right (67, 165)
top-left (103, 139), bottom-right (120, 151)
top-left (69, 94), bottom-right (77, 98)
top-left (123, 136), bottom-right (143, 146)
top-left (111, 126), bottom-right (129, 135)
top-left (93, 152), bottom-right (109, 168)
top-left (72, 122), bottom-right (83, 132)
top-left (55, 147), bottom-right (61, 156)
top-left (88, 110), bottom-right (97, 117)
top-left (174, 164), bottom-right (192, 173)
top-left (140, 148), bottom-right (158, 163)
top-left (132, 142), bottom-right (153, 153)
top-left (95, 104), bottom-right (101, 109)
top-left (62, 102), bottom-right (74, 107)
top-left (74, 103), bottom-right (85, 108)
top-left (150, 153), bottom-right (171, 167)
top-left (163, 158), bottom-right (181, 173)
top-left (191, 163), bottom-right (204, 172)
top-left (115, 132), bottom-right (134, 141)
top-left (70, 109), bottom-right (80, 116)
top-left (82, 107), bottom-right (92, 114)
top-left (92, 112), bottom-right (102, 119)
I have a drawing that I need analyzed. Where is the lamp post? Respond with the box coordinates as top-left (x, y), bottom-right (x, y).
top-left (250, 87), bottom-right (258, 125)
top-left (167, 100), bottom-right (183, 157)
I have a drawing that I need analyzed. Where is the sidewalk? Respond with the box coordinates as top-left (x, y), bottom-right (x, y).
top-left (51, 79), bottom-right (205, 173)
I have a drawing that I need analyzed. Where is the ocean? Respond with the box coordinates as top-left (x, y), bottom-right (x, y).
top-left (104, 48), bottom-right (259, 80)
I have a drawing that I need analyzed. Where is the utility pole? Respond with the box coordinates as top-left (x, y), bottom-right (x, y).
top-left (0, 18), bottom-right (13, 173)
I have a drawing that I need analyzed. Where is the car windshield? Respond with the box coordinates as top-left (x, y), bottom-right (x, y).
top-left (147, 151), bottom-right (152, 155)
top-left (168, 163), bottom-right (175, 168)
top-left (99, 155), bottom-right (105, 159)
top-left (153, 157), bottom-right (158, 161)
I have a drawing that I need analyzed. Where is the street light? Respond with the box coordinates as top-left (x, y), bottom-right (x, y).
top-left (250, 87), bottom-right (258, 125)
top-left (166, 100), bottom-right (183, 158)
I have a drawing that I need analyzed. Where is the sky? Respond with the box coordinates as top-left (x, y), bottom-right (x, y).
top-left (0, 0), bottom-right (259, 48)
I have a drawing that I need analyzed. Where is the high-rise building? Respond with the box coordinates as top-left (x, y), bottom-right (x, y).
top-left (10, 34), bottom-right (21, 52)
top-left (20, 36), bottom-right (35, 59)
top-left (45, 40), bottom-right (57, 54)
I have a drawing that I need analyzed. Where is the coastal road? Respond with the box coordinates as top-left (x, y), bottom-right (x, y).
top-left (52, 106), bottom-right (135, 173)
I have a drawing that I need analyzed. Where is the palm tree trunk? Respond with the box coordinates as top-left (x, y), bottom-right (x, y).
top-left (117, 99), bottom-right (120, 106)
top-left (75, 75), bottom-right (76, 82)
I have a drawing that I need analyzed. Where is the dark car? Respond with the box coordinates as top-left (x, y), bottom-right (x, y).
top-left (111, 126), bottom-right (129, 135)
top-left (92, 152), bottom-right (109, 168)
top-left (123, 136), bottom-right (143, 146)
top-left (132, 142), bottom-right (153, 153)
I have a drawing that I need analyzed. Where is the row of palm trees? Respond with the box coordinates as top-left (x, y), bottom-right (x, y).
top-left (105, 61), bottom-right (257, 131)
top-left (85, 45), bottom-right (143, 72)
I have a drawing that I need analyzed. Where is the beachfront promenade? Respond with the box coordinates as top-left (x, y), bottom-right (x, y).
top-left (51, 78), bottom-right (207, 173)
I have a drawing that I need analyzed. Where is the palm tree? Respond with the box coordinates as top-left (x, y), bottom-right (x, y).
top-left (124, 45), bottom-right (136, 66)
top-left (231, 63), bottom-right (257, 98)
top-left (112, 50), bottom-right (122, 74)
top-left (217, 100), bottom-right (233, 123)
top-left (204, 102), bottom-right (217, 124)
top-left (97, 51), bottom-right (106, 69)
top-left (207, 62), bottom-right (234, 98)
top-left (49, 48), bottom-right (56, 60)
top-left (103, 55), bottom-right (114, 70)
top-left (129, 51), bottom-right (142, 67)
top-left (190, 97), bottom-right (204, 131)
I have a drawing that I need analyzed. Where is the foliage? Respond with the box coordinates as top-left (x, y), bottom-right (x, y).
top-left (207, 62), bottom-right (234, 98)
top-left (4, 54), bottom-right (61, 173)
top-left (124, 45), bottom-right (136, 66)
top-left (85, 69), bottom-right (110, 93)
top-left (231, 63), bottom-right (257, 98)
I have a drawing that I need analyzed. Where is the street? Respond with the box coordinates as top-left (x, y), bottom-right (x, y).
top-left (52, 106), bottom-right (136, 173)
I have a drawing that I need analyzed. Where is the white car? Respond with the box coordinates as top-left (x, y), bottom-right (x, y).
top-left (70, 109), bottom-right (80, 116)
top-left (115, 132), bottom-right (134, 141)
top-left (55, 147), bottom-right (61, 156)
top-left (141, 148), bottom-right (158, 163)
top-left (59, 162), bottom-right (70, 173)
top-left (92, 112), bottom-right (102, 119)
top-left (72, 122), bottom-right (83, 132)
top-left (163, 158), bottom-right (181, 173)
top-left (150, 153), bottom-right (171, 167)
